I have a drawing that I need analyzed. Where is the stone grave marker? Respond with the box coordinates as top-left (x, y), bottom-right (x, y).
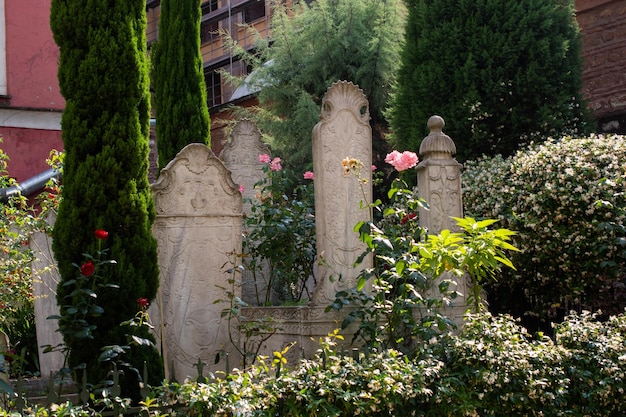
top-left (31, 212), bottom-right (65, 379)
top-left (220, 120), bottom-right (272, 305)
top-left (311, 80), bottom-right (373, 306)
top-left (151, 143), bottom-right (242, 380)
top-left (417, 115), bottom-right (468, 324)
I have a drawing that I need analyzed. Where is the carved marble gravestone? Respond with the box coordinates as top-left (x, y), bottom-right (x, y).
top-left (31, 212), bottom-right (65, 379)
top-left (220, 120), bottom-right (272, 305)
top-left (151, 143), bottom-right (242, 380)
top-left (417, 115), bottom-right (468, 323)
top-left (311, 81), bottom-right (373, 306)
top-left (417, 116), bottom-right (463, 234)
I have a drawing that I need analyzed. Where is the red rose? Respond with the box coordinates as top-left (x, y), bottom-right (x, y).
top-left (94, 229), bottom-right (109, 240)
top-left (81, 260), bottom-right (95, 277)
top-left (137, 298), bottom-right (149, 308)
top-left (5, 349), bottom-right (16, 363)
top-left (400, 213), bottom-right (417, 225)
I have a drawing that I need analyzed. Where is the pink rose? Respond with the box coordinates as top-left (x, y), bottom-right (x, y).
top-left (371, 165), bottom-right (377, 171)
top-left (270, 157), bottom-right (282, 171)
top-left (258, 154), bottom-right (271, 164)
top-left (303, 171), bottom-right (314, 180)
top-left (385, 150), bottom-right (418, 172)
top-left (239, 185), bottom-right (245, 193)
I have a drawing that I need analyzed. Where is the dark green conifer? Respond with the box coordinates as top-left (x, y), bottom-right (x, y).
top-left (152, 0), bottom-right (211, 170)
top-left (50, 0), bottom-right (163, 398)
top-left (389, 0), bottom-right (590, 161)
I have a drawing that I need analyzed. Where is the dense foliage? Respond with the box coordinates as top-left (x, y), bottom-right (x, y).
top-left (227, 0), bottom-right (406, 174)
top-left (463, 135), bottom-right (626, 331)
top-left (49, 0), bottom-right (163, 397)
top-left (329, 156), bottom-right (517, 354)
top-left (242, 155), bottom-right (316, 305)
top-left (389, 0), bottom-right (590, 161)
top-left (152, 0), bottom-right (211, 170)
top-left (0, 145), bottom-right (58, 377)
top-left (5, 311), bottom-right (626, 416)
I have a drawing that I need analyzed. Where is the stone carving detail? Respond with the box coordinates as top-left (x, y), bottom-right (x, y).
top-left (220, 120), bottom-right (270, 213)
top-left (220, 120), bottom-right (272, 305)
top-left (152, 143), bottom-right (242, 380)
top-left (417, 115), bottom-right (463, 234)
top-left (311, 81), bottom-right (373, 306)
top-left (417, 115), bottom-right (467, 317)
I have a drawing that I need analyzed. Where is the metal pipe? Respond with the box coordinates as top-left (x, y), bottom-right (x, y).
top-left (0, 168), bottom-right (61, 202)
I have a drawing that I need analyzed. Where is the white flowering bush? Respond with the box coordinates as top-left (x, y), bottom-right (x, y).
top-left (462, 135), bottom-right (626, 326)
top-left (5, 311), bottom-right (626, 416)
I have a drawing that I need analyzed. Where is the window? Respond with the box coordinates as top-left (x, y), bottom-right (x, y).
top-left (206, 70), bottom-right (222, 107)
top-left (201, 0), bottom-right (219, 14)
top-left (243, 1), bottom-right (266, 24)
top-left (200, 20), bottom-right (219, 44)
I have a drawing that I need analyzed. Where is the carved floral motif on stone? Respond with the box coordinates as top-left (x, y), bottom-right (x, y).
top-left (153, 144), bottom-right (242, 217)
top-left (311, 81), bottom-right (373, 306)
top-left (152, 143), bottom-right (242, 380)
top-left (220, 120), bottom-right (272, 305)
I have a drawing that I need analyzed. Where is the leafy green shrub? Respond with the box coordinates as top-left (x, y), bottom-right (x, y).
top-left (243, 154), bottom-right (316, 305)
top-left (0, 144), bottom-right (58, 377)
top-left (9, 311), bottom-right (626, 416)
top-left (331, 153), bottom-right (518, 354)
top-left (462, 135), bottom-right (626, 329)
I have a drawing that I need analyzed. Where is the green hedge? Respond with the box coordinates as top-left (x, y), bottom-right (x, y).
top-left (462, 135), bottom-right (626, 329)
top-left (5, 311), bottom-right (626, 416)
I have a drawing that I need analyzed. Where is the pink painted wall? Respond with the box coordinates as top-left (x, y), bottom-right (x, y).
top-left (5, 0), bottom-right (63, 109)
top-left (2, 128), bottom-right (63, 182)
top-left (0, 0), bottom-right (64, 184)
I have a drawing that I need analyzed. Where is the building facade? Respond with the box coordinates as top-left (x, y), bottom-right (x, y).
top-left (0, 0), bottom-right (63, 184)
top-left (575, 0), bottom-right (626, 134)
top-left (1, 0), bottom-right (625, 186)
top-left (146, 0), bottom-right (274, 154)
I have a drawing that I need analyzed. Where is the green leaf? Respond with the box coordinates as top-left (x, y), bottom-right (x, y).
top-left (89, 305), bottom-right (105, 315)
top-left (131, 335), bottom-right (154, 347)
top-left (356, 276), bottom-right (367, 291)
top-left (0, 379), bottom-right (14, 395)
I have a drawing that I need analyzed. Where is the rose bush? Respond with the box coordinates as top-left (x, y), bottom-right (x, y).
top-left (462, 134), bottom-right (626, 330)
top-left (331, 152), bottom-right (518, 353)
top-left (242, 154), bottom-right (316, 305)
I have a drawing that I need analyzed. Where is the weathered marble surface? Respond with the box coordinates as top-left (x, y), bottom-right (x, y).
top-left (152, 143), bottom-right (242, 380)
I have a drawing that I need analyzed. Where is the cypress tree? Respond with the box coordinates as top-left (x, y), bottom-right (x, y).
top-left (389, 0), bottom-right (590, 161)
top-left (50, 0), bottom-right (163, 397)
top-left (153, 0), bottom-right (211, 170)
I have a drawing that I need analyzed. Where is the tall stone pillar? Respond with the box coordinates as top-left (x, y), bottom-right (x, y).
top-left (417, 115), bottom-right (463, 234)
top-left (311, 81), bottom-right (373, 306)
top-left (220, 120), bottom-right (272, 306)
top-left (31, 212), bottom-right (65, 379)
top-left (417, 115), bottom-right (468, 323)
